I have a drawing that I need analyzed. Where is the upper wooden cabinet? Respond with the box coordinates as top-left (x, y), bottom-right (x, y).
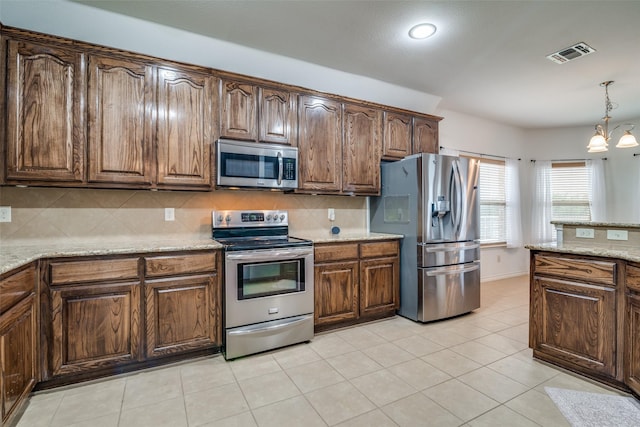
top-left (297, 95), bottom-right (343, 193)
top-left (259, 87), bottom-right (297, 145)
top-left (156, 66), bottom-right (215, 188)
top-left (5, 39), bottom-right (85, 183)
top-left (220, 79), bottom-right (297, 146)
top-left (413, 116), bottom-right (439, 154)
top-left (87, 54), bottom-right (154, 185)
top-left (343, 103), bottom-right (381, 194)
top-left (382, 111), bottom-right (412, 160)
top-left (220, 80), bottom-right (257, 141)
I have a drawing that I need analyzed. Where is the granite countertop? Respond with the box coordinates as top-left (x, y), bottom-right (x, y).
top-left (0, 237), bottom-right (224, 276)
top-left (551, 221), bottom-right (640, 229)
top-left (294, 231), bottom-right (403, 244)
top-left (526, 242), bottom-right (640, 263)
top-left (1, 231), bottom-right (403, 276)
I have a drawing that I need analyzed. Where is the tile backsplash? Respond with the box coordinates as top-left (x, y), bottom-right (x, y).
top-left (0, 187), bottom-right (367, 244)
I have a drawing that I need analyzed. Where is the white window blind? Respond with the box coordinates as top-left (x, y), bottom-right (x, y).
top-left (551, 162), bottom-right (591, 222)
top-left (472, 158), bottom-right (506, 244)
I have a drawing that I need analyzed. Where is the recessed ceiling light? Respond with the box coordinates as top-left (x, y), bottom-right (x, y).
top-left (408, 23), bottom-right (437, 39)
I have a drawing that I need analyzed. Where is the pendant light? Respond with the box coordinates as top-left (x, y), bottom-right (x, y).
top-left (587, 81), bottom-right (638, 153)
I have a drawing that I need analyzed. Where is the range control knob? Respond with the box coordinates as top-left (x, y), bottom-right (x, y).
top-left (266, 214), bottom-right (272, 221)
top-left (225, 215), bottom-right (231, 223)
top-left (217, 215), bottom-right (224, 223)
top-left (280, 214), bottom-right (285, 221)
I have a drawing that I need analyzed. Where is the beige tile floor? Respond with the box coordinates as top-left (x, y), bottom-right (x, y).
top-left (17, 275), bottom-right (632, 426)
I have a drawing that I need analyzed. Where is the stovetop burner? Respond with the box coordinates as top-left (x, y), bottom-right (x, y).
top-left (212, 210), bottom-right (312, 251)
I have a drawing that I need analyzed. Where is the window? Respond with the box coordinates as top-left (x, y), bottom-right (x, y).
top-left (551, 162), bottom-right (591, 222)
top-left (464, 156), bottom-right (506, 245)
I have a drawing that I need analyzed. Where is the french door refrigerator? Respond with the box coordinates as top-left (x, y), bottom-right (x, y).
top-left (370, 153), bottom-right (480, 322)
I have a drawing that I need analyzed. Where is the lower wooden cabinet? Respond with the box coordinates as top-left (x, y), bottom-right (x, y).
top-left (49, 281), bottom-right (142, 377)
top-left (0, 265), bottom-right (37, 427)
top-left (314, 240), bottom-right (399, 331)
top-left (42, 251), bottom-right (221, 383)
top-left (625, 292), bottom-right (640, 394)
top-left (531, 276), bottom-right (617, 378)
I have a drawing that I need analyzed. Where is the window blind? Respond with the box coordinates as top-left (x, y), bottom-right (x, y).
top-left (478, 159), bottom-right (506, 244)
top-left (551, 162), bottom-right (591, 222)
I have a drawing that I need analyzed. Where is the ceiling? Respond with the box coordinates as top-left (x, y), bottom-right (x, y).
top-left (71, 0), bottom-right (640, 129)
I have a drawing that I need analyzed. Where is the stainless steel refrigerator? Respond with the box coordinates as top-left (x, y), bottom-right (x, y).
top-left (370, 153), bottom-right (480, 322)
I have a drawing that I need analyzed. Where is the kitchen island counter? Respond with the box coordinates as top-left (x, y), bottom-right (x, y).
top-left (0, 237), bottom-right (223, 275)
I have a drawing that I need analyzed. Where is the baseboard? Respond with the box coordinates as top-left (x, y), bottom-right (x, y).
top-left (480, 271), bottom-right (529, 283)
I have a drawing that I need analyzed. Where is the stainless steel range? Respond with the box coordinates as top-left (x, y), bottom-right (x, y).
top-left (212, 210), bottom-right (314, 360)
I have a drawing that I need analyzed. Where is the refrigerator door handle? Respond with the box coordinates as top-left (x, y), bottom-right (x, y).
top-left (423, 243), bottom-right (480, 252)
top-left (450, 160), bottom-right (463, 235)
top-left (425, 262), bottom-right (480, 276)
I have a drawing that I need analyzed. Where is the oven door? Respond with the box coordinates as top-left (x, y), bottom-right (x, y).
top-left (225, 246), bottom-right (314, 328)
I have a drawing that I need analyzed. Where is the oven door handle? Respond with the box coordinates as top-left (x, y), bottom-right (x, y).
top-left (226, 247), bottom-right (313, 262)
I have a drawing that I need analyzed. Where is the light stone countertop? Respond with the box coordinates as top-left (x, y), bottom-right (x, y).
top-left (0, 237), bottom-right (224, 276)
top-left (551, 221), bottom-right (640, 229)
top-left (294, 231), bottom-right (403, 244)
top-left (1, 231), bottom-right (403, 276)
top-left (525, 242), bottom-right (640, 263)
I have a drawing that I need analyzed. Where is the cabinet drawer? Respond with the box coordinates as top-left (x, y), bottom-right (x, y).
top-left (145, 252), bottom-right (217, 277)
top-left (50, 258), bottom-right (139, 285)
top-left (315, 244), bottom-right (359, 263)
top-left (360, 240), bottom-right (399, 259)
top-left (534, 255), bottom-right (616, 286)
top-left (627, 264), bottom-right (640, 292)
top-left (0, 265), bottom-right (36, 315)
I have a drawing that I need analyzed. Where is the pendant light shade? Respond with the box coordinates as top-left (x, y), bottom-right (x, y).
top-left (615, 130), bottom-right (639, 148)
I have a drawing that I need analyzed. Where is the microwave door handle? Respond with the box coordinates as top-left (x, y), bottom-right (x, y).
top-left (277, 152), bottom-right (283, 185)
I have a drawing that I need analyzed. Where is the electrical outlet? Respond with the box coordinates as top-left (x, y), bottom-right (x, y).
top-left (607, 229), bottom-right (628, 241)
top-left (328, 208), bottom-right (335, 221)
top-left (576, 228), bottom-right (594, 238)
top-left (0, 206), bottom-right (11, 223)
top-left (164, 208), bottom-right (175, 221)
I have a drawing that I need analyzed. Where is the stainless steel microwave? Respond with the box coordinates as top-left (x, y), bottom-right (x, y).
top-left (216, 139), bottom-right (298, 190)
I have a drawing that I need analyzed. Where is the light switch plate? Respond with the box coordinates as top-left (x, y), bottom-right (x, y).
top-left (0, 206), bottom-right (11, 223)
top-left (164, 208), bottom-right (175, 221)
top-left (576, 228), bottom-right (594, 238)
top-left (328, 208), bottom-right (335, 221)
top-left (607, 229), bottom-right (628, 241)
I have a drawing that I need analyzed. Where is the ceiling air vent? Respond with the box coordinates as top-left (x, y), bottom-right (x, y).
top-left (546, 42), bottom-right (596, 64)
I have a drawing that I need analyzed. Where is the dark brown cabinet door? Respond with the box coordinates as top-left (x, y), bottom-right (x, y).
top-left (625, 293), bottom-right (640, 394)
top-left (360, 256), bottom-right (399, 318)
top-left (50, 281), bottom-right (142, 377)
top-left (156, 67), bottom-right (215, 188)
top-left (382, 111), bottom-right (412, 160)
top-left (145, 274), bottom-right (221, 358)
top-left (531, 277), bottom-right (616, 378)
top-left (87, 55), bottom-right (153, 185)
top-left (5, 40), bottom-right (85, 183)
top-left (314, 261), bottom-right (359, 326)
top-left (220, 79), bottom-right (257, 141)
top-left (259, 87), bottom-right (297, 145)
top-left (0, 294), bottom-right (36, 426)
top-left (298, 95), bottom-right (342, 193)
top-left (342, 104), bottom-right (381, 194)
top-left (413, 116), bottom-right (439, 154)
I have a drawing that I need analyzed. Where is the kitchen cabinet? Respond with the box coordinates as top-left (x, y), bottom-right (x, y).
top-left (382, 111), bottom-right (412, 160)
top-left (413, 116), bottom-right (439, 154)
top-left (259, 86), bottom-right (297, 145)
top-left (298, 95), bottom-right (343, 193)
top-left (220, 79), bottom-right (297, 146)
top-left (530, 253), bottom-right (619, 381)
top-left (625, 264), bottom-right (640, 395)
top-left (220, 79), bottom-right (258, 141)
top-left (5, 39), bottom-right (85, 183)
top-left (87, 54), bottom-right (154, 185)
top-left (45, 257), bottom-right (142, 378)
top-left (314, 239), bottom-right (399, 331)
top-left (156, 66), bottom-right (215, 188)
top-left (144, 252), bottom-right (221, 358)
top-left (342, 103), bottom-right (382, 194)
top-left (0, 265), bottom-right (37, 427)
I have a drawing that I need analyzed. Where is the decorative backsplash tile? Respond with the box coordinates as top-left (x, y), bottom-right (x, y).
top-left (0, 187), bottom-right (367, 243)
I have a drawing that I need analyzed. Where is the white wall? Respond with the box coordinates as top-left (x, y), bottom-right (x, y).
top-left (523, 121), bottom-right (640, 224)
top-left (435, 109), bottom-right (530, 281)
